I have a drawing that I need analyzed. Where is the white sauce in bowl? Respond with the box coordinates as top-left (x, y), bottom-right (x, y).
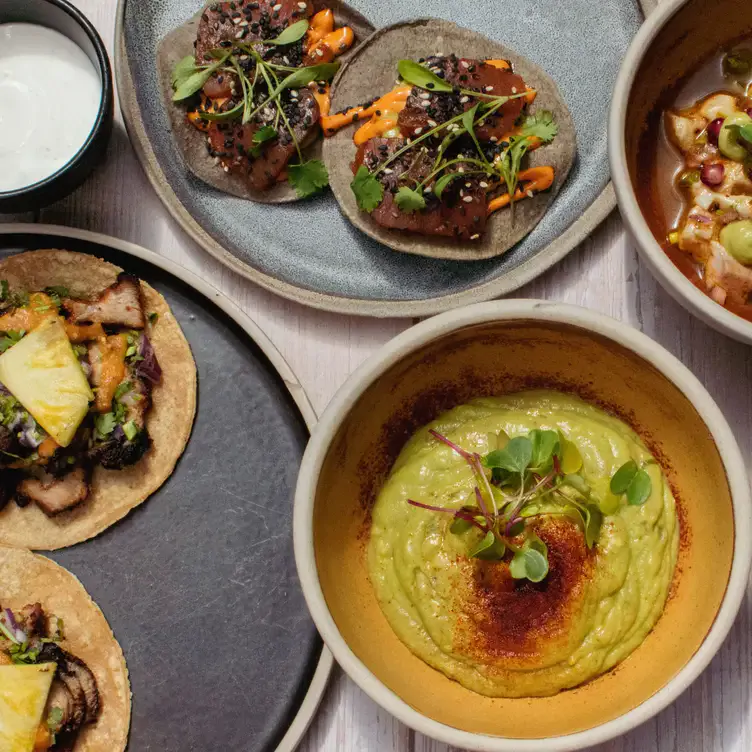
top-left (0, 23), bottom-right (102, 193)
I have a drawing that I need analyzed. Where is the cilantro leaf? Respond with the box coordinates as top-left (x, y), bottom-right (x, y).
top-left (250, 125), bottom-right (278, 157)
top-left (394, 186), bottom-right (426, 213)
top-left (288, 160), bottom-right (329, 199)
top-left (0, 329), bottom-right (25, 353)
top-left (351, 165), bottom-right (384, 212)
top-left (148, 312), bottom-right (159, 325)
top-left (95, 412), bottom-right (117, 437)
top-left (518, 110), bottom-right (558, 144)
top-left (43, 286), bottom-right (70, 307)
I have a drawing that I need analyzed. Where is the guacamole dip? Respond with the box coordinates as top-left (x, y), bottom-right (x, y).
top-left (368, 391), bottom-right (679, 697)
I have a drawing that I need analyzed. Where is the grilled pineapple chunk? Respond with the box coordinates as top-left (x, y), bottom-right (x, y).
top-left (0, 663), bottom-right (55, 752)
top-left (0, 318), bottom-right (93, 446)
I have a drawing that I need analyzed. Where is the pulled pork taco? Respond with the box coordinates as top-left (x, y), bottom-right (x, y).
top-left (322, 19), bottom-right (577, 260)
top-left (158, 0), bottom-right (374, 202)
top-left (0, 251), bottom-right (197, 550)
top-left (0, 546), bottom-right (130, 752)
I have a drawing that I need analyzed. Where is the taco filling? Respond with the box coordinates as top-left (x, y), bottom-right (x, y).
top-left (324, 54), bottom-right (560, 240)
top-left (171, 0), bottom-right (360, 197)
top-left (0, 274), bottom-right (162, 517)
top-left (0, 604), bottom-right (99, 751)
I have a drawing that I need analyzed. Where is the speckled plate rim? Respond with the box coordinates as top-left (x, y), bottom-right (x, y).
top-left (293, 299), bottom-right (752, 752)
top-left (609, 0), bottom-right (752, 346)
top-left (0, 222), bottom-right (333, 752)
top-left (114, 0), bottom-right (652, 318)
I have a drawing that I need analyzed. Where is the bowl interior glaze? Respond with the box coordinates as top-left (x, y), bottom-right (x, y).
top-left (313, 320), bottom-right (733, 738)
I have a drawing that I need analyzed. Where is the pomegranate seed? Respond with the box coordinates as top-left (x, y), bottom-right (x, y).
top-left (707, 118), bottom-right (724, 145)
top-left (701, 162), bottom-right (725, 186)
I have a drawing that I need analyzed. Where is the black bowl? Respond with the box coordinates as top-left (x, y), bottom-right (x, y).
top-left (0, 0), bottom-right (113, 213)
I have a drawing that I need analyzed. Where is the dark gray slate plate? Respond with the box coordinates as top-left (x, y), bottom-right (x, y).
top-left (0, 225), bottom-right (331, 752)
top-left (116, 0), bottom-right (646, 316)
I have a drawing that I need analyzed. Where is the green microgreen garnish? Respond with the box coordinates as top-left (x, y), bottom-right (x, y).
top-left (350, 60), bottom-right (557, 215)
top-left (171, 24), bottom-right (338, 199)
top-left (610, 460), bottom-right (653, 506)
top-left (407, 427), bottom-right (609, 583)
top-left (94, 412), bottom-right (117, 438)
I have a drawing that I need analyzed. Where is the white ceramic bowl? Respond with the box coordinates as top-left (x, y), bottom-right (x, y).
top-left (294, 300), bottom-right (751, 751)
top-left (609, 0), bottom-right (752, 345)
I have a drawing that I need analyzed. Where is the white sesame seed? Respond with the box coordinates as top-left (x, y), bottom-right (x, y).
top-left (223, 166), bottom-right (230, 172)
top-left (511, 87), bottom-right (517, 93)
top-left (298, 1), bottom-right (307, 7)
top-left (490, 136), bottom-right (498, 142)
top-left (240, 55), bottom-right (250, 61)
top-left (465, 182), bottom-right (471, 187)
top-left (470, 233), bottom-right (480, 240)
top-left (460, 61), bottom-right (469, 68)
top-left (526, 189), bottom-right (534, 198)
top-left (383, 168), bottom-right (394, 174)
top-left (420, 101), bottom-right (430, 108)
top-left (479, 181), bottom-right (489, 188)
top-left (458, 166), bottom-right (465, 172)
top-left (484, 85), bottom-right (494, 92)
top-left (460, 190), bottom-right (465, 197)
top-left (283, 56), bottom-right (290, 64)
top-left (414, 127), bottom-right (423, 135)
top-left (235, 30), bottom-right (244, 38)
top-left (424, 186), bottom-right (432, 193)
top-left (463, 195), bottom-right (473, 203)
top-left (460, 95), bottom-right (470, 103)
top-left (315, 48), bottom-right (324, 57)
top-left (240, 20), bottom-right (248, 26)
top-left (232, 16), bottom-right (241, 24)
top-left (273, 3), bottom-right (282, 9)
top-left (427, 119), bottom-right (437, 127)
top-left (290, 90), bottom-right (298, 96)
top-left (420, 92), bottom-right (431, 100)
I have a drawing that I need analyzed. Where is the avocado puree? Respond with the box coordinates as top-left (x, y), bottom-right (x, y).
top-left (368, 391), bottom-right (679, 697)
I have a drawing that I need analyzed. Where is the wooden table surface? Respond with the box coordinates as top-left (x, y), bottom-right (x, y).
top-left (3, 1), bottom-right (752, 750)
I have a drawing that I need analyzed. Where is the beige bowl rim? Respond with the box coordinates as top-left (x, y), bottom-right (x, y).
top-left (294, 300), bottom-right (751, 751)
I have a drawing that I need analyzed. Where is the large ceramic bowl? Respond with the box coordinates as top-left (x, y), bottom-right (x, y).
top-left (294, 301), bottom-right (751, 751)
top-left (609, 0), bottom-right (752, 345)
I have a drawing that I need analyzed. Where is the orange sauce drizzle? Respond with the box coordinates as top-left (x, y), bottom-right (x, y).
top-left (95, 334), bottom-right (127, 414)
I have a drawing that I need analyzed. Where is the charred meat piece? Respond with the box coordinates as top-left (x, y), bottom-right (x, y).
top-left (398, 55), bottom-right (526, 142)
top-left (63, 273), bottom-right (145, 329)
top-left (17, 467), bottom-right (90, 516)
top-left (354, 138), bottom-right (489, 239)
top-left (38, 643), bottom-right (100, 728)
top-left (196, 0), bottom-right (313, 65)
top-left (206, 87), bottom-right (320, 191)
top-left (17, 603), bottom-right (46, 638)
top-left (46, 680), bottom-right (80, 738)
top-left (90, 424), bottom-right (150, 471)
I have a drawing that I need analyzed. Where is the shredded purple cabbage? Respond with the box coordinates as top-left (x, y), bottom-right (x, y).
top-left (135, 334), bottom-right (162, 385)
top-left (17, 414), bottom-right (44, 449)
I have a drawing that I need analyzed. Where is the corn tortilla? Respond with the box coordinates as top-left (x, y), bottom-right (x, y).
top-left (0, 250), bottom-right (197, 550)
top-left (0, 545), bottom-right (131, 751)
top-left (157, 0), bottom-right (375, 203)
top-left (323, 18), bottom-right (578, 261)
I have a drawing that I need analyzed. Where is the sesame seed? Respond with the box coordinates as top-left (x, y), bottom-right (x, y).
top-left (511, 87), bottom-right (518, 93)
top-left (484, 85), bottom-right (494, 92)
top-left (460, 190), bottom-right (465, 197)
top-left (526, 190), bottom-right (534, 198)
top-left (470, 233), bottom-right (480, 240)
top-left (424, 186), bottom-right (432, 193)
top-left (479, 181), bottom-right (488, 188)
top-left (460, 61), bottom-right (469, 68)
top-left (233, 16), bottom-right (241, 23)
top-left (420, 92), bottom-right (431, 100)
top-left (240, 20), bottom-right (248, 26)
top-left (420, 101), bottom-right (430, 108)
top-left (273, 3), bottom-right (282, 9)
top-left (465, 182), bottom-right (471, 187)
top-left (490, 136), bottom-right (498, 142)
top-left (414, 127), bottom-right (423, 135)
top-left (235, 30), bottom-right (244, 37)
top-left (384, 168), bottom-right (394, 174)
top-left (298, 1), bottom-right (307, 7)
top-left (427, 119), bottom-right (437, 127)
top-left (315, 48), bottom-right (324, 56)
top-left (460, 95), bottom-right (470, 103)
top-left (463, 196), bottom-right (473, 203)
top-left (458, 166), bottom-right (465, 173)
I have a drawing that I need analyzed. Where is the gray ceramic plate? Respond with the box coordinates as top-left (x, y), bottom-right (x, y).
top-left (116, 0), bottom-right (648, 317)
top-left (0, 224), bottom-right (332, 752)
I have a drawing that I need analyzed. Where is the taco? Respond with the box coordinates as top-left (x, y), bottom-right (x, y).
top-left (158, 0), bottom-right (375, 202)
top-left (0, 546), bottom-right (130, 751)
top-left (322, 19), bottom-right (577, 260)
top-left (0, 250), bottom-right (197, 550)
